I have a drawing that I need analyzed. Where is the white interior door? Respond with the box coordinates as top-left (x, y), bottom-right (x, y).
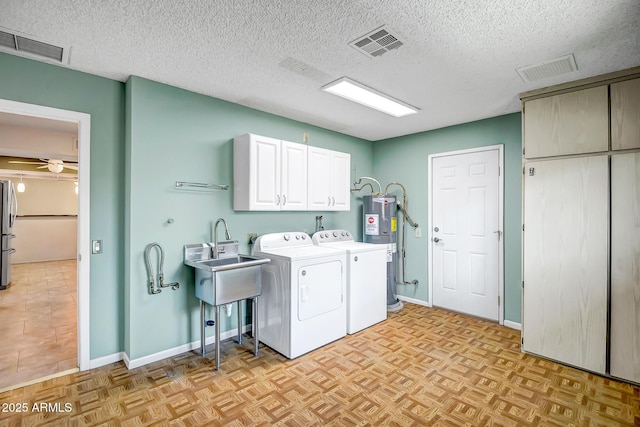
top-left (431, 148), bottom-right (501, 321)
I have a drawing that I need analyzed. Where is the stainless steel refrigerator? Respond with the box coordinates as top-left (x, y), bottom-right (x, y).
top-left (0, 180), bottom-right (17, 290)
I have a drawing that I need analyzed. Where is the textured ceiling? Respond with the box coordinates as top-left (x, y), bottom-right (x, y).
top-left (1, 0), bottom-right (639, 141)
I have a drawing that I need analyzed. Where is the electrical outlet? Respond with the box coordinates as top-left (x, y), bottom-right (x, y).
top-left (415, 227), bottom-right (422, 238)
top-left (247, 233), bottom-right (257, 244)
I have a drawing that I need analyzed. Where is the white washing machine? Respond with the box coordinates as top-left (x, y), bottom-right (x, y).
top-left (253, 232), bottom-right (346, 359)
top-left (312, 229), bottom-right (387, 334)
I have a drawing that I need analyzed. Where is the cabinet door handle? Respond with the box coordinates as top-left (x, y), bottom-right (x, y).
top-left (276, 195), bottom-right (280, 206)
top-left (332, 196), bottom-right (335, 206)
top-left (327, 197), bottom-right (331, 206)
top-left (282, 195), bottom-right (287, 205)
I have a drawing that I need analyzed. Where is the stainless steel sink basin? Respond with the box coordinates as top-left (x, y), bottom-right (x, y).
top-left (183, 243), bottom-right (270, 306)
top-left (185, 255), bottom-right (269, 272)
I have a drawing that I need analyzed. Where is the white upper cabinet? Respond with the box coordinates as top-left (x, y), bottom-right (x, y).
top-left (523, 86), bottom-right (609, 158)
top-left (307, 146), bottom-right (351, 211)
top-left (234, 134), bottom-right (307, 211)
top-left (611, 78), bottom-right (640, 150)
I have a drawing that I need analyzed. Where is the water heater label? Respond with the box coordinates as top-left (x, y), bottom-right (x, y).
top-left (391, 217), bottom-right (397, 232)
top-left (365, 214), bottom-right (379, 235)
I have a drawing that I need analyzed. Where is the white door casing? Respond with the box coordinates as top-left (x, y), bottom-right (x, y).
top-left (0, 98), bottom-right (90, 371)
top-left (428, 146), bottom-right (503, 323)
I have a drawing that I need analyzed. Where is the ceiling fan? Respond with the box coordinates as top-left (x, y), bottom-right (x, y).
top-left (8, 158), bottom-right (78, 173)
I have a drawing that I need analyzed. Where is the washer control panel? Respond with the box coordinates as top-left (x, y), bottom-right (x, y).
top-left (311, 229), bottom-right (355, 244)
top-left (254, 232), bottom-right (310, 250)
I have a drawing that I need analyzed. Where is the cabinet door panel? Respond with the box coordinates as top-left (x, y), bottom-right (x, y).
top-left (307, 147), bottom-right (333, 210)
top-left (522, 156), bottom-right (608, 374)
top-left (611, 78), bottom-right (640, 150)
top-left (524, 86), bottom-right (608, 158)
top-left (610, 153), bottom-right (640, 383)
top-left (252, 136), bottom-right (281, 210)
top-left (281, 141), bottom-right (307, 210)
top-left (331, 151), bottom-right (351, 211)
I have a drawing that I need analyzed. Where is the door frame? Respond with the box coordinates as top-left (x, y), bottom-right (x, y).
top-left (0, 98), bottom-right (91, 370)
top-left (427, 145), bottom-right (504, 325)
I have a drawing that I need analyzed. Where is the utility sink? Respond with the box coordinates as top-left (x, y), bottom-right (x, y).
top-left (183, 242), bottom-right (270, 306)
top-left (186, 255), bottom-right (269, 272)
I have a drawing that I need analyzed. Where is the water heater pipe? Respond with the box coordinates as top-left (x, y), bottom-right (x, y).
top-left (384, 182), bottom-right (419, 285)
top-left (354, 176), bottom-right (382, 194)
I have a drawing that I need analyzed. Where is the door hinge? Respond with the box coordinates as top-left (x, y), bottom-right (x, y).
top-left (522, 166), bottom-right (525, 175)
top-left (498, 166), bottom-right (501, 176)
top-left (522, 281), bottom-right (524, 288)
top-left (522, 147), bottom-right (525, 156)
top-left (521, 337), bottom-right (524, 345)
top-left (522, 224), bottom-right (525, 231)
top-left (498, 295), bottom-right (500, 306)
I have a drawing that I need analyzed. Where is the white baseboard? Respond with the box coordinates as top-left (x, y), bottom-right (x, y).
top-left (397, 295), bottom-right (431, 307)
top-left (124, 325), bottom-right (252, 370)
top-left (89, 352), bottom-right (125, 370)
top-left (503, 320), bottom-right (521, 331)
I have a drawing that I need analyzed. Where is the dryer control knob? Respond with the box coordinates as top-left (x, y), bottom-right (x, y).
top-left (284, 234), bottom-right (290, 241)
top-left (295, 235), bottom-right (300, 240)
top-left (333, 231), bottom-right (338, 237)
top-left (301, 234), bottom-right (306, 239)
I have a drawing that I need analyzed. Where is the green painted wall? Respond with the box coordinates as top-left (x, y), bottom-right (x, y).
top-left (125, 76), bottom-right (374, 359)
top-left (0, 53), bottom-right (126, 358)
top-left (372, 113), bottom-right (523, 323)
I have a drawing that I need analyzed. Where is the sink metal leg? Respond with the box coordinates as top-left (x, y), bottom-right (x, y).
top-left (215, 305), bottom-right (221, 371)
top-left (237, 300), bottom-right (243, 345)
top-left (253, 296), bottom-right (259, 357)
top-left (200, 300), bottom-right (206, 357)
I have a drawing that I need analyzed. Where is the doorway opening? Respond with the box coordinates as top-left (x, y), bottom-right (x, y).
top-left (0, 99), bottom-right (90, 391)
top-left (427, 145), bottom-right (504, 324)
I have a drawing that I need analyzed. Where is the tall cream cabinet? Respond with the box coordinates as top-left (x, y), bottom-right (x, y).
top-left (522, 156), bottom-right (608, 374)
top-left (610, 153), bottom-right (640, 383)
top-left (521, 67), bottom-right (640, 384)
top-left (233, 133), bottom-right (351, 212)
top-left (234, 134), bottom-right (308, 211)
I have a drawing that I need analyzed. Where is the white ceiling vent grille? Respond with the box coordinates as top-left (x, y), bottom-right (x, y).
top-left (516, 54), bottom-right (578, 83)
top-left (0, 27), bottom-right (69, 64)
top-left (349, 26), bottom-right (404, 59)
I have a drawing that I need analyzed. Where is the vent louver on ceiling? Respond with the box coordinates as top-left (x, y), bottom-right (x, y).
top-left (349, 26), bottom-right (404, 59)
top-left (0, 27), bottom-right (69, 64)
top-left (516, 54), bottom-right (578, 83)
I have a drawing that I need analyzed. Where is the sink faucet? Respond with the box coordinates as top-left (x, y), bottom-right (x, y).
top-left (212, 218), bottom-right (231, 259)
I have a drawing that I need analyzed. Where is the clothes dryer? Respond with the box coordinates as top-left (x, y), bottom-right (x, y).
top-left (312, 229), bottom-right (387, 334)
top-left (253, 232), bottom-right (346, 358)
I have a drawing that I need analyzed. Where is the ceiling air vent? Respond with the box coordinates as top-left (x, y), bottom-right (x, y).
top-left (516, 54), bottom-right (578, 83)
top-left (349, 26), bottom-right (404, 59)
top-left (0, 27), bottom-right (69, 64)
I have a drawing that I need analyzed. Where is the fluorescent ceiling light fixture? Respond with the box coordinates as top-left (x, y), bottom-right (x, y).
top-left (321, 77), bottom-right (418, 117)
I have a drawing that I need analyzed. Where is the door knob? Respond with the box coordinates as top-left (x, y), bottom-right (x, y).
top-left (433, 237), bottom-right (441, 243)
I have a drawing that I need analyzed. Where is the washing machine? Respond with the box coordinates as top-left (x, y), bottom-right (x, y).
top-left (253, 232), bottom-right (346, 359)
top-left (312, 229), bottom-right (387, 334)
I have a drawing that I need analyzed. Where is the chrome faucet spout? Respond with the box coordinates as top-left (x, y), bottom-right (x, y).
top-left (213, 218), bottom-right (232, 259)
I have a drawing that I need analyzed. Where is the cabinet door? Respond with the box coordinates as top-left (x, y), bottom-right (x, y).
top-left (250, 135), bottom-right (281, 210)
top-left (611, 78), bottom-right (640, 150)
top-left (523, 86), bottom-right (609, 158)
top-left (280, 141), bottom-right (307, 210)
top-left (330, 151), bottom-right (351, 211)
top-left (307, 147), bottom-right (333, 210)
top-left (522, 156), bottom-right (608, 374)
top-left (610, 153), bottom-right (640, 383)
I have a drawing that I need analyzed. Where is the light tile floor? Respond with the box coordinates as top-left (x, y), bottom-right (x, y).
top-left (0, 260), bottom-right (77, 390)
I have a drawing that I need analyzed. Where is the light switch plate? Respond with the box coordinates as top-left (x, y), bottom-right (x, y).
top-left (92, 240), bottom-right (103, 254)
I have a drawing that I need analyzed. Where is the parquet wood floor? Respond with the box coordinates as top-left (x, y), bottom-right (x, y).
top-left (1, 303), bottom-right (638, 426)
